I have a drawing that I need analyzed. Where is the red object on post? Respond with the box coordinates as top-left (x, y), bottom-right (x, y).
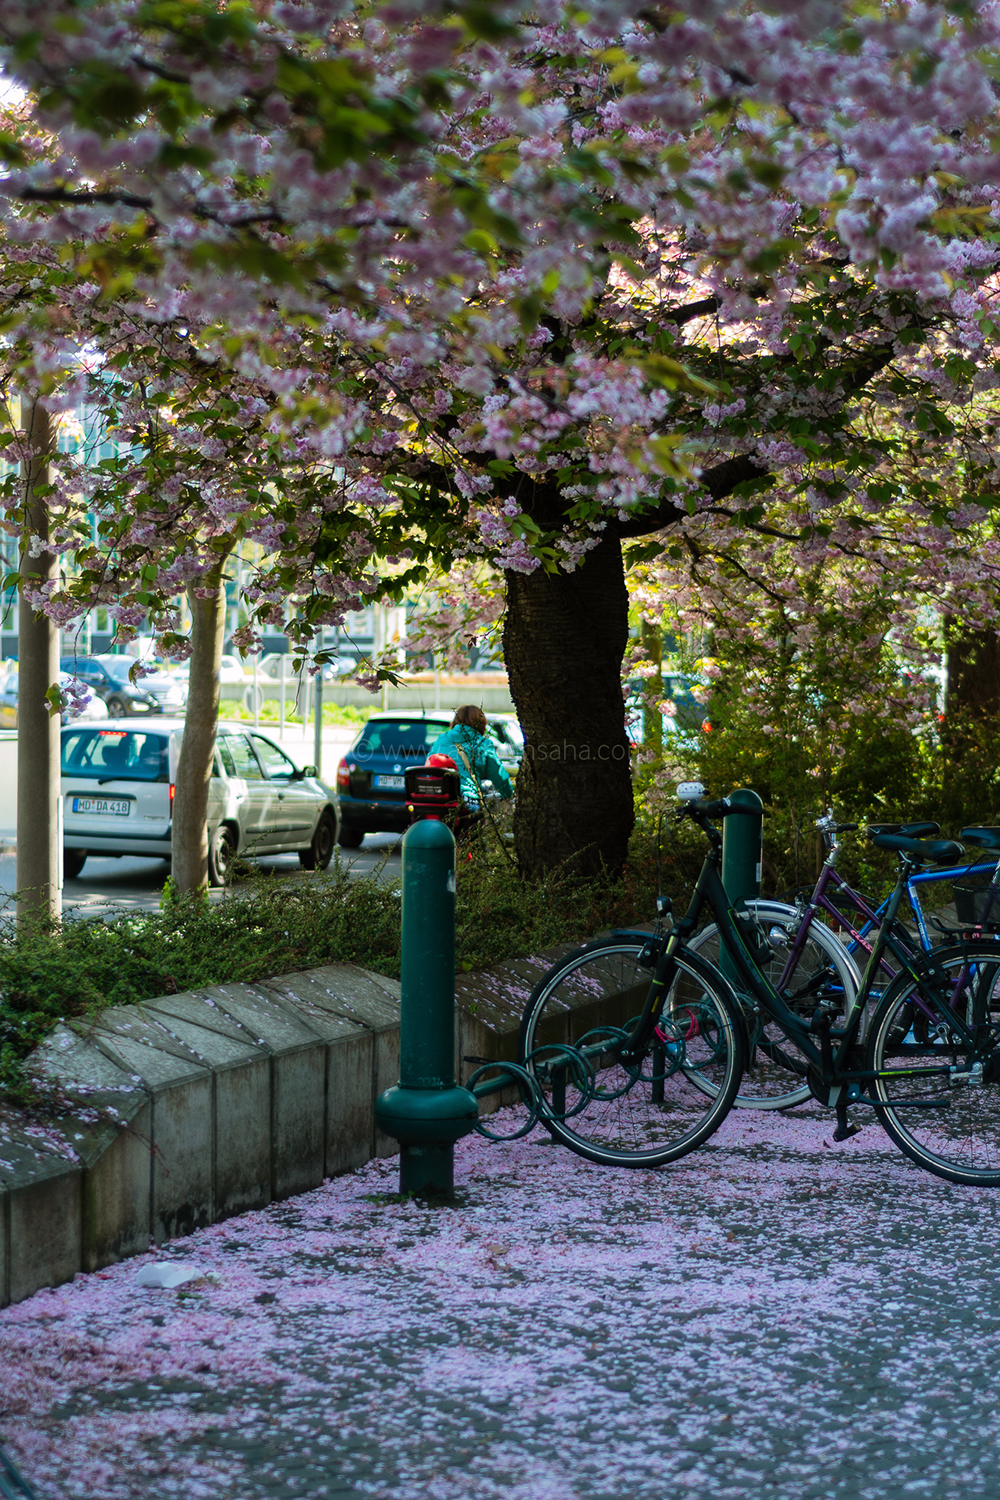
top-left (406, 756), bottom-right (462, 824)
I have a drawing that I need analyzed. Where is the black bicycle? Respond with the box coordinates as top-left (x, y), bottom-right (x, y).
top-left (519, 788), bottom-right (1000, 1185)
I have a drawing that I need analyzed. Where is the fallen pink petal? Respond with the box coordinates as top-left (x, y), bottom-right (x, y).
top-left (3, 1106), bottom-right (998, 1498)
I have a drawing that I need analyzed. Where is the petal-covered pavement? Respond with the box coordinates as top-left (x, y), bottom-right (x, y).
top-left (3, 1106), bottom-right (1000, 1500)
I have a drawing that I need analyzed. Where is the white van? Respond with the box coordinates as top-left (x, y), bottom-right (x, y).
top-left (61, 720), bottom-right (339, 885)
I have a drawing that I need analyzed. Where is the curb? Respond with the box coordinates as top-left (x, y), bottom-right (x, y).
top-left (0, 951), bottom-right (565, 1307)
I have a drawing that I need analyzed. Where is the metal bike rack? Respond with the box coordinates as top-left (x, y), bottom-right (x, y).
top-left (0, 1444), bottom-right (39, 1500)
top-left (465, 1021), bottom-right (687, 1143)
top-left (374, 799), bottom-right (748, 1185)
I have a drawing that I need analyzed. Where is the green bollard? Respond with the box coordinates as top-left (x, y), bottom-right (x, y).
top-left (374, 819), bottom-right (478, 1195)
top-left (721, 788), bottom-right (763, 984)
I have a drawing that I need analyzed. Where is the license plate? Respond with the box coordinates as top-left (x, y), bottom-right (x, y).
top-left (374, 775), bottom-right (405, 790)
top-left (72, 797), bottom-right (130, 816)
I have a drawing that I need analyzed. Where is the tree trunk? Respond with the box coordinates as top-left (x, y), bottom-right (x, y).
top-left (640, 616), bottom-right (663, 756)
top-left (503, 531), bottom-right (633, 878)
top-left (16, 398), bottom-right (61, 927)
top-left (944, 618), bottom-right (1000, 718)
top-left (172, 578), bottom-right (227, 892)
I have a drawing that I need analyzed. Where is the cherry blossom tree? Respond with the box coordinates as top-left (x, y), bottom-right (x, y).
top-left (3, 0), bottom-right (1000, 883)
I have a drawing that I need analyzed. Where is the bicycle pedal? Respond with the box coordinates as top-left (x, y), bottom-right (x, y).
top-left (832, 1122), bottom-right (863, 1143)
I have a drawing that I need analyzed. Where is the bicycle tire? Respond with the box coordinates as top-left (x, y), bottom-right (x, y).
top-left (866, 941), bottom-right (1000, 1186)
top-left (518, 937), bottom-right (746, 1168)
top-left (684, 902), bottom-right (859, 1109)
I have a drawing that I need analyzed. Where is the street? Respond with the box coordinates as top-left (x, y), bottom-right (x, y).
top-left (0, 835), bottom-right (403, 920)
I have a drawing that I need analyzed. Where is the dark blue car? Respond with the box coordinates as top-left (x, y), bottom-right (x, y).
top-left (335, 711), bottom-right (522, 848)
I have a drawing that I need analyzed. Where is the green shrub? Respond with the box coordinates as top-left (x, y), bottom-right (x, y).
top-left (0, 823), bottom-right (668, 1107)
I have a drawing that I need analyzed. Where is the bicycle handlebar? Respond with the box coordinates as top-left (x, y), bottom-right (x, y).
top-left (680, 797), bottom-right (761, 821)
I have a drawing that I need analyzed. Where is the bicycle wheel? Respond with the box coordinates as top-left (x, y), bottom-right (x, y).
top-left (685, 903), bottom-right (859, 1109)
top-left (518, 937), bottom-right (746, 1168)
top-left (866, 942), bottom-right (1000, 1186)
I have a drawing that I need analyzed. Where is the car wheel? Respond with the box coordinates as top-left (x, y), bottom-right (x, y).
top-left (337, 822), bottom-right (364, 850)
top-left (63, 849), bottom-right (87, 880)
top-left (208, 825), bottom-right (235, 887)
top-left (107, 696), bottom-right (127, 718)
top-left (299, 811), bottom-right (337, 871)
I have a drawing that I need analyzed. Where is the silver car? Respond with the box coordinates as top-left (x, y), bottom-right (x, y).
top-left (60, 720), bottom-right (340, 885)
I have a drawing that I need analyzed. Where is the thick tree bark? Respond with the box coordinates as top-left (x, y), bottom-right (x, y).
top-left (16, 398), bottom-right (61, 927)
top-left (172, 577), bottom-right (227, 891)
top-left (944, 618), bottom-right (1000, 718)
top-left (640, 617), bottom-right (663, 756)
top-left (504, 531), bottom-right (633, 877)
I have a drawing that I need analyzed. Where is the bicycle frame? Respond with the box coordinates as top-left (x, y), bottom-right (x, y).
top-left (629, 828), bottom-right (987, 1105)
top-left (778, 842), bottom-right (1000, 982)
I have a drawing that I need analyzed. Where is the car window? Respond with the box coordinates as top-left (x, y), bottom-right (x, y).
top-left (487, 719), bottom-right (524, 758)
top-left (61, 728), bottom-right (169, 781)
top-left (250, 734), bottom-right (297, 779)
top-left (61, 657), bottom-right (103, 686)
top-left (99, 658), bottom-right (136, 685)
top-left (217, 737), bottom-right (237, 777)
top-left (354, 720), bottom-right (451, 757)
top-left (224, 733), bottom-right (264, 780)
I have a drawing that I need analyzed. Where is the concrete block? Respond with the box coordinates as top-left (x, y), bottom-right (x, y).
top-left (451, 962), bottom-right (549, 1118)
top-left (501, 942), bottom-right (648, 1044)
top-left (88, 1011), bottom-right (214, 1243)
top-left (28, 1025), bottom-right (151, 1271)
top-left (305, 965), bottom-right (402, 1029)
top-left (263, 975), bottom-right (375, 1174)
top-left (301, 966), bottom-right (402, 1157)
top-left (204, 984), bottom-right (326, 1200)
top-left (145, 990), bottom-right (267, 1050)
top-left (0, 1110), bottom-right (81, 1305)
top-left (277, 967), bottom-right (399, 1157)
top-left (356, 968), bottom-right (403, 1005)
top-left (143, 996), bottom-right (272, 1218)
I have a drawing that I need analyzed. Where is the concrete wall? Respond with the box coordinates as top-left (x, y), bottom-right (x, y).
top-left (224, 672), bottom-right (515, 714)
top-left (0, 952), bottom-right (557, 1308)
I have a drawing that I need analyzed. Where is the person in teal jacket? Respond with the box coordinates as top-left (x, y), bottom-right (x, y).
top-left (429, 706), bottom-right (514, 810)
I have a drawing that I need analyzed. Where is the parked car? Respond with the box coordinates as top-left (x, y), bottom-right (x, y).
top-left (257, 652), bottom-right (355, 682)
top-left (60, 720), bottom-right (339, 884)
top-left (488, 713), bottom-right (524, 767)
top-left (335, 710), bottom-right (521, 847)
top-left (625, 670), bottom-right (708, 749)
top-left (0, 671), bottom-right (109, 728)
top-left (59, 654), bottom-right (188, 717)
top-left (219, 655), bottom-right (247, 684)
top-left (170, 655), bottom-right (246, 684)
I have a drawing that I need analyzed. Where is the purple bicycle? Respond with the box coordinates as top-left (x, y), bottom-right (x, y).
top-left (687, 811), bottom-right (1000, 1109)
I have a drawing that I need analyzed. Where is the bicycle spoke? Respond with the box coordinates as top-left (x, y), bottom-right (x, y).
top-left (519, 939), bottom-right (744, 1168)
top-left (867, 944), bottom-right (1000, 1186)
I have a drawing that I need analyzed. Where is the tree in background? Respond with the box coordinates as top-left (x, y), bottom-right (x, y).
top-left (3, 1), bottom-right (1000, 883)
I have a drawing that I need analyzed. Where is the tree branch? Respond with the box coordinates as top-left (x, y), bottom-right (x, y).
top-left (615, 454), bottom-right (772, 537)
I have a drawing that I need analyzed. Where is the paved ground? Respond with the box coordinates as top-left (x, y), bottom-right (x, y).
top-left (4, 1105), bottom-right (1000, 1500)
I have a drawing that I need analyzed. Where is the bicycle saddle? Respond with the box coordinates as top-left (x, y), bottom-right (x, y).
top-left (867, 821), bottom-right (940, 838)
top-left (960, 826), bottom-right (1000, 851)
top-left (868, 832), bottom-right (965, 865)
